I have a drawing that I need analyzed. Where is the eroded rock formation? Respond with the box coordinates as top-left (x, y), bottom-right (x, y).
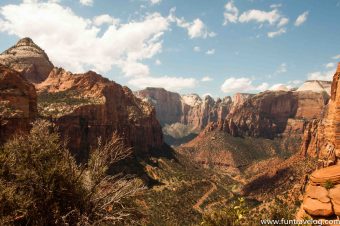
top-left (0, 37), bottom-right (54, 83)
top-left (299, 63), bottom-right (340, 220)
top-left (37, 68), bottom-right (163, 159)
top-left (0, 64), bottom-right (37, 144)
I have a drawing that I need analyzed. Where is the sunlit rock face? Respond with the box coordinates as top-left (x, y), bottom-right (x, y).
top-left (0, 37), bottom-right (54, 83)
top-left (37, 67), bottom-right (164, 159)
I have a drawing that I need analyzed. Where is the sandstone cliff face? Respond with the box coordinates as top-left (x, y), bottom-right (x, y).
top-left (222, 90), bottom-right (327, 138)
top-left (0, 64), bottom-right (37, 144)
top-left (135, 88), bottom-right (233, 131)
top-left (135, 88), bottom-right (182, 125)
top-left (299, 63), bottom-right (340, 220)
top-left (0, 38), bottom-right (54, 83)
top-left (37, 68), bottom-right (163, 159)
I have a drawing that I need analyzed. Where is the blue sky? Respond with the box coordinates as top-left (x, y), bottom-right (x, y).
top-left (0, 0), bottom-right (339, 97)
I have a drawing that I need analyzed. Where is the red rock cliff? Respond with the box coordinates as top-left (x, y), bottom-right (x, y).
top-left (37, 68), bottom-right (163, 159)
top-left (0, 64), bottom-right (37, 144)
top-left (0, 38), bottom-right (54, 83)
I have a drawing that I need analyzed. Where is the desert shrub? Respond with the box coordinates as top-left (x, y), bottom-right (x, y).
top-left (201, 197), bottom-right (249, 226)
top-left (0, 120), bottom-right (143, 226)
top-left (324, 180), bottom-right (334, 190)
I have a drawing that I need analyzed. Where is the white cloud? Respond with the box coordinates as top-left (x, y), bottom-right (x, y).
top-left (269, 83), bottom-right (289, 91)
top-left (221, 77), bottom-right (269, 93)
top-left (202, 93), bottom-right (213, 98)
top-left (275, 63), bottom-right (287, 74)
top-left (206, 49), bottom-right (215, 55)
top-left (169, 8), bottom-right (215, 39)
top-left (0, 1), bottom-right (169, 75)
top-left (308, 70), bottom-right (334, 81)
top-left (294, 11), bottom-right (309, 26)
top-left (93, 14), bottom-right (119, 26)
top-left (223, 0), bottom-right (239, 25)
top-left (155, 59), bottom-right (161, 65)
top-left (267, 28), bottom-right (286, 38)
top-left (239, 9), bottom-right (281, 25)
top-left (325, 62), bottom-right (335, 69)
top-left (128, 76), bottom-right (197, 92)
top-left (79, 0), bottom-right (93, 6)
top-left (333, 54), bottom-right (340, 60)
top-left (201, 76), bottom-right (212, 82)
top-left (150, 0), bottom-right (161, 5)
top-left (277, 17), bottom-right (289, 27)
top-left (185, 18), bottom-right (215, 39)
top-left (193, 46), bottom-right (201, 52)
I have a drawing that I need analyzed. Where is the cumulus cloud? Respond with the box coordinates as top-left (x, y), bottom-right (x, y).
top-left (294, 11), bottom-right (309, 26)
top-left (128, 76), bottom-right (197, 92)
top-left (277, 17), bottom-right (289, 27)
top-left (308, 70), bottom-right (334, 81)
top-left (0, 1), bottom-right (169, 76)
top-left (79, 0), bottom-right (93, 6)
top-left (169, 8), bottom-right (216, 39)
top-left (239, 9), bottom-right (281, 25)
top-left (223, 0), bottom-right (239, 25)
top-left (267, 28), bottom-right (286, 38)
top-left (155, 59), bottom-right (161, 65)
top-left (221, 77), bottom-right (269, 94)
top-left (222, 2), bottom-right (290, 38)
top-left (206, 49), bottom-right (215, 55)
top-left (269, 83), bottom-right (289, 91)
top-left (93, 14), bottom-right (119, 26)
top-left (201, 76), bottom-right (212, 82)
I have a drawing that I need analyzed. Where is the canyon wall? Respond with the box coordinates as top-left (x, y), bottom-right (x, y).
top-left (0, 38), bottom-right (164, 160)
top-left (0, 64), bottom-right (37, 144)
top-left (299, 63), bottom-right (340, 220)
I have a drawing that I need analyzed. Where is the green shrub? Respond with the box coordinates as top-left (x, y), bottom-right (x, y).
top-left (0, 120), bottom-right (143, 226)
top-left (324, 180), bottom-right (334, 190)
top-left (201, 197), bottom-right (249, 226)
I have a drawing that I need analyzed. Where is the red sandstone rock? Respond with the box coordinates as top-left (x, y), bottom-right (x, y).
top-left (0, 38), bottom-right (54, 83)
top-left (0, 64), bottom-right (37, 144)
top-left (303, 197), bottom-right (333, 217)
top-left (135, 88), bottom-right (232, 131)
top-left (37, 68), bottom-right (163, 159)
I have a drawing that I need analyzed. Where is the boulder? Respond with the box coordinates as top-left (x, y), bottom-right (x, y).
top-left (303, 197), bottom-right (333, 217)
top-left (329, 185), bottom-right (340, 215)
top-left (310, 165), bottom-right (340, 185)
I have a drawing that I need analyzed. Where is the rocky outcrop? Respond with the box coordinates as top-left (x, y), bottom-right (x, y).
top-left (0, 38), bottom-right (54, 83)
top-left (135, 88), bottom-right (182, 126)
top-left (301, 166), bottom-right (340, 218)
top-left (297, 80), bottom-right (331, 95)
top-left (37, 68), bottom-right (163, 159)
top-left (0, 64), bottom-right (37, 144)
top-left (221, 90), bottom-right (328, 138)
top-left (299, 63), bottom-right (340, 220)
top-left (135, 88), bottom-right (234, 130)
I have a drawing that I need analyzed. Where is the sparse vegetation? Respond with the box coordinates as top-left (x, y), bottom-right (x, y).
top-left (201, 197), bottom-right (250, 226)
top-left (324, 180), bottom-right (334, 190)
top-left (38, 90), bottom-right (102, 117)
top-left (0, 120), bottom-right (142, 225)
